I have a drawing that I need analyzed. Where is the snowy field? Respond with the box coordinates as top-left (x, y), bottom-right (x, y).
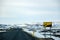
top-left (23, 28), bottom-right (60, 40)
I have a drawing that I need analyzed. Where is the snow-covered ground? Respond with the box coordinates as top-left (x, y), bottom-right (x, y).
top-left (0, 22), bottom-right (60, 40)
top-left (23, 28), bottom-right (60, 40)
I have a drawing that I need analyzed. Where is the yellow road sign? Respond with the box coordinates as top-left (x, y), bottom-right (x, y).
top-left (43, 22), bottom-right (52, 27)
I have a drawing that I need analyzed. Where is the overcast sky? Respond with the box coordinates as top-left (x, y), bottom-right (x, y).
top-left (0, 0), bottom-right (60, 24)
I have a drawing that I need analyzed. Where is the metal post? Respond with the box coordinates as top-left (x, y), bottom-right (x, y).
top-left (44, 27), bottom-right (46, 38)
top-left (32, 31), bottom-right (34, 36)
top-left (50, 27), bottom-right (51, 38)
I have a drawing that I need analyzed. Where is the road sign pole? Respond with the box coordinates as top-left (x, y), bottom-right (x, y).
top-left (32, 31), bottom-right (34, 36)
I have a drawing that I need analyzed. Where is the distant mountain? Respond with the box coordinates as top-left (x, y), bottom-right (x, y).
top-left (0, 24), bottom-right (7, 28)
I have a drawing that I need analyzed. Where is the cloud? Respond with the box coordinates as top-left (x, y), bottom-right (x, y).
top-left (1, 0), bottom-right (59, 8)
top-left (0, 0), bottom-right (60, 24)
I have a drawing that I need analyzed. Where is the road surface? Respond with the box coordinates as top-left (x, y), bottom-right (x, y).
top-left (0, 28), bottom-right (54, 40)
top-left (0, 28), bottom-right (36, 40)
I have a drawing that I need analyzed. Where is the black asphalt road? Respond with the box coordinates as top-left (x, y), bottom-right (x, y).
top-left (0, 28), bottom-right (54, 40)
top-left (0, 29), bottom-right (36, 40)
